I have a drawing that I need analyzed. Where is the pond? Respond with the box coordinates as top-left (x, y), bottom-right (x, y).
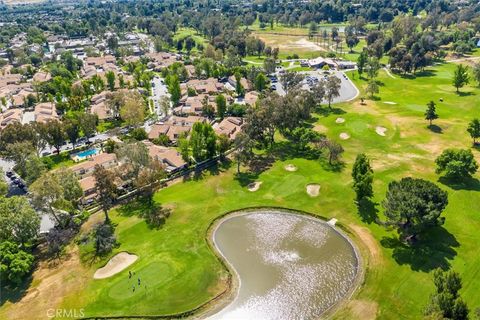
top-left (208, 209), bottom-right (360, 320)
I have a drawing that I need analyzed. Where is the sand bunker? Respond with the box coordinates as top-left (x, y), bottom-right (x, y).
top-left (306, 184), bottom-right (320, 197)
top-left (335, 117), bottom-right (346, 124)
top-left (94, 252), bottom-right (138, 279)
top-left (375, 126), bottom-right (387, 136)
top-left (384, 101), bottom-right (397, 105)
top-left (248, 181), bottom-right (262, 192)
top-left (284, 164), bottom-right (298, 172)
top-left (339, 132), bottom-right (350, 140)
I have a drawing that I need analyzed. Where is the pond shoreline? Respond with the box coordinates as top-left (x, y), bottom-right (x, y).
top-left (199, 207), bottom-right (364, 320)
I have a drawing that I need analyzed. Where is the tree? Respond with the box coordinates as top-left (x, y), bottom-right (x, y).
top-left (56, 168), bottom-right (82, 205)
top-left (452, 64), bottom-right (470, 93)
top-left (0, 196), bottom-right (40, 247)
top-left (280, 71), bottom-right (304, 94)
top-left (116, 142), bottom-right (150, 179)
top-left (263, 58), bottom-right (276, 74)
top-left (0, 241), bottom-right (35, 285)
top-left (233, 132), bottom-right (253, 173)
top-left (167, 75), bottom-right (181, 105)
top-left (216, 133), bottom-right (230, 158)
top-left (425, 269), bottom-right (469, 320)
top-left (365, 80), bottom-right (379, 98)
top-left (255, 73), bottom-right (267, 92)
top-left (135, 159), bottom-right (166, 205)
top-left (64, 117), bottom-right (80, 149)
top-left (94, 223), bottom-right (116, 255)
top-left (106, 71), bottom-right (116, 91)
top-left (190, 122), bottom-right (217, 161)
top-left (24, 155), bottom-right (47, 185)
top-left (30, 172), bottom-right (65, 224)
top-left (45, 120), bottom-right (66, 154)
top-left (120, 95), bottom-right (145, 127)
top-left (324, 139), bottom-right (344, 164)
top-left (93, 165), bottom-right (118, 222)
top-left (357, 50), bottom-right (368, 78)
top-left (215, 94), bottom-right (227, 119)
top-left (325, 75), bottom-right (341, 108)
top-left (77, 113), bottom-right (98, 141)
top-left (467, 119), bottom-right (480, 145)
top-left (234, 72), bottom-right (245, 96)
top-left (0, 168), bottom-right (8, 197)
top-left (425, 101), bottom-right (439, 126)
top-left (383, 177), bottom-right (448, 243)
top-left (435, 149), bottom-right (478, 179)
top-left (366, 57), bottom-right (381, 79)
top-left (473, 62), bottom-right (480, 87)
top-left (352, 154), bottom-right (374, 201)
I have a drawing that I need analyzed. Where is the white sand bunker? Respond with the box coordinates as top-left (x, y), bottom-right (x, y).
top-left (94, 252), bottom-right (138, 279)
top-left (335, 117), bottom-right (345, 124)
top-left (248, 181), bottom-right (262, 192)
top-left (375, 126), bottom-right (387, 136)
top-left (339, 132), bottom-right (350, 140)
top-left (306, 184), bottom-right (321, 197)
top-left (284, 164), bottom-right (298, 172)
top-left (384, 101), bottom-right (397, 105)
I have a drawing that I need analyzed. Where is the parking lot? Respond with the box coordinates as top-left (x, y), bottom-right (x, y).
top-left (271, 69), bottom-right (359, 104)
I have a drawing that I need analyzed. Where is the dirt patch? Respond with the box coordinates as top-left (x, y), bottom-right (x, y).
top-left (284, 164), bottom-right (298, 172)
top-left (346, 299), bottom-right (378, 320)
top-left (348, 224), bottom-right (381, 266)
top-left (375, 126), bottom-right (387, 136)
top-left (339, 132), bottom-right (350, 140)
top-left (306, 184), bottom-right (320, 197)
top-left (335, 117), bottom-right (346, 123)
top-left (94, 252), bottom-right (138, 279)
top-left (313, 123), bottom-right (328, 133)
top-left (2, 246), bottom-right (90, 320)
top-left (247, 181), bottom-right (262, 192)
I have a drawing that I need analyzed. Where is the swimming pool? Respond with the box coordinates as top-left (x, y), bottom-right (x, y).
top-left (72, 148), bottom-right (99, 161)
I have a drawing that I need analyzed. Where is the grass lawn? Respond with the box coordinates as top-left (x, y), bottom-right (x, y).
top-left (42, 151), bottom-right (75, 170)
top-left (2, 62), bottom-right (480, 320)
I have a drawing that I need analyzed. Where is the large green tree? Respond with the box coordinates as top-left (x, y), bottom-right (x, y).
top-left (352, 153), bottom-right (374, 201)
top-left (383, 177), bottom-right (448, 242)
top-left (452, 64), bottom-right (470, 93)
top-left (0, 241), bottom-right (35, 285)
top-left (93, 165), bottom-right (118, 222)
top-left (435, 149), bottom-right (478, 179)
top-left (0, 196), bottom-right (40, 247)
top-left (467, 118), bottom-right (480, 145)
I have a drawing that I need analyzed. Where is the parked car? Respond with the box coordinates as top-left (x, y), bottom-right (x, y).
top-left (271, 85), bottom-right (277, 90)
top-left (6, 171), bottom-right (13, 177)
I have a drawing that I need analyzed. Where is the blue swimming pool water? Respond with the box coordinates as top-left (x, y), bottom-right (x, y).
top-left (75, 149), bottom-right (98, 158)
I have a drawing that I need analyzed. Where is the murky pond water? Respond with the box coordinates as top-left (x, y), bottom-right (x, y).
top-left (208, 210), bottom-right (359, 320)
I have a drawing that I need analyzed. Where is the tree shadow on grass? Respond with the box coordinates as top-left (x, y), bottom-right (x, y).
top-left (268, 141), bottom-right (320, 161)
top-left (456, 91), bottom-right (475, 97)
top-left (380, 226), bottom-right (459, 272)
top-left (427, 124), bottom-right (443, 134)
top-left (234, 171), bottom-right (259, 188)
top-left (315, 106), bottom-right (346, 117)
top-left (0, 274), bottom-right (33, 306)
top-left (356, 198), bottom-right (379, 224)
top-left (438, 176), bottom-right (480, 191)
top-left (399, 69), bottom-right (437, 79)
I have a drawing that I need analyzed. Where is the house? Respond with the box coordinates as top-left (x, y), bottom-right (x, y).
top-left (70, 152), bottom-right (118, 179)
top-left (308, 57), bottom-right (337, 69)
top-left (79, 175), bottom-right (97, 203)
top-left (144, 141), bottom-right (186, 172)
top-left (337, 60), bottom-right (356, 70)
top-left (0, 108), bottom-right (23, 129)
top-left (146, 52), bottom-right (178, 70)
top-left (0, 74), bottom-right (22, 87)
top-left (213, 117), bottom-right (244, 139)
top-left (148, 115), bottom-right (207, 142)
top-left (182, 78), bottom-right (223, 95)
top-left (90, 91), bottom-right (113, 120)
top-left (175, 94), bottom-right (217, 116)
top-left (227, 75), bottom-right (252, 91)
top-left (34, 102), bottom-right (58, 123)
top-left (32, 71), bottom-right (52, 83)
